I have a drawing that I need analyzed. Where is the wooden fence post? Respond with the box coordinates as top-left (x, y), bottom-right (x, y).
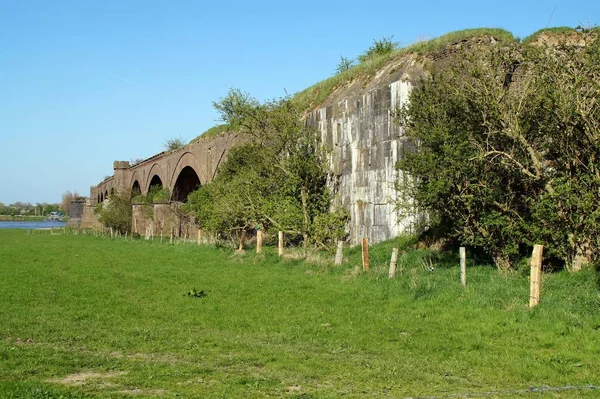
top-left (238, 230), bottom-right (247, 252)
top-left (334, 241), bottom-right (344, 265)
top-left (362, 237), bottom-right (370, 271)
top-left (460, 247), bottom-right (467, 288)
top-left (389, 248), bottom-right (399, 279)
top-left (529, 244), bottom-right (543, 308)
top-left (197, 230), bottom-right (202, 245)
top-left (278, 231), bottom-right (284, 257)
top-left (256, 230), bottom-right (263, 254)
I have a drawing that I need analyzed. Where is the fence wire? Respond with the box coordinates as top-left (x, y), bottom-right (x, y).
top-left (404, 384), bottom-right (600, 398)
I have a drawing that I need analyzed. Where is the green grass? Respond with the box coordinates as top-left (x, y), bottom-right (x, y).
top-left (522, 27), bottom-right (579, 46)
top-left (190, 124), bottom-right (231, 144)
top-left (0, 230), bottom-right (599, 398)
top-left (402, 28), bottom-right (516, 55)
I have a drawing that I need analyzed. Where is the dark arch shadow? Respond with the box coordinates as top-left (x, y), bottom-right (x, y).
top-left (171, 166), bottom-right (200, 202)
top-left (104, 190), bottom-right (108, 199)
top-left (148, 175), bottom-right (163, 191)
top-left (110, 188), bottom-right (115, 196)
top-left (132, 180), bottom-right (141, 197)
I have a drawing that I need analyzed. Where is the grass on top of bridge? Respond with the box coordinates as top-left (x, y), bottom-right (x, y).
top-left (0, 229), bottom-right (599, 398)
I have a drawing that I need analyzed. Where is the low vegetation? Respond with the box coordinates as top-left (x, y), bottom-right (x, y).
top-left (0, 230), bottom-right (598, 398)
top-left (522, 26), bottom-right (579, 45)
top-left (132, 186), bottom-right (170, 205)
top-left (94, 190), bottom-right (133, 234)
top-left (189, 123), bottom-right (230, 144)
top-left (163, 137), bottom-right (186, 152)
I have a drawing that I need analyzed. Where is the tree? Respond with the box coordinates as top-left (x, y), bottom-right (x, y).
top-left (396, 30), bottom-right (600, 271)
top-left (61, 191), bottom-right (80, 216)
top-left (163, 137), bottom-right (186, 151)
top-left (94, 190), bottom-right (133, 233)
top-left (358, 36), bottom-right (398, 63)
top-left (186, 89), bottom-right (348, 248)
top-left (335, 56), bottom-right (355, 74)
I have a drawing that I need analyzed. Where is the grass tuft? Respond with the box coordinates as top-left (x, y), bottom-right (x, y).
top-left (522, 26), bottom-right (579, 46)
top-left (189, 123), bottom-right (230, 144)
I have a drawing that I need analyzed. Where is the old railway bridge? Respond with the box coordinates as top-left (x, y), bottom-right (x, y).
top-left (72, 132), bottom-right (241, 236)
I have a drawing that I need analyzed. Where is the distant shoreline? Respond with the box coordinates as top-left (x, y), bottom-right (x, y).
top-left (0, 215), bottom-right (52, 222)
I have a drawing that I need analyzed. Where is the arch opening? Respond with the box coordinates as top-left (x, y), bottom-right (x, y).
top-left (110, 188), bottom-right (115, 196)
top-left (104, 190), bottom-right (108, 199)
top-left (100, 193), bottom-right (104, 202)
top-left (132, 180), bottom-right (141, 197)
top-left (171, 166), bottom-right (200, 202)
top-left (148, 175), bottom-right (163, 191)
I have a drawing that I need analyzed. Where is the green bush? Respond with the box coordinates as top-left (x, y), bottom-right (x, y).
top-left (397, 29), bottom-right (600, 271)
top-left (358, 36), bottom-right (398, 63)
top-left (94, 190), bottom-right (132, 234)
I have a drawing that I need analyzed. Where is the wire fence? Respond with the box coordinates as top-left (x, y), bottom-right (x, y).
top-left (404, 384), bottom-right (600, 399)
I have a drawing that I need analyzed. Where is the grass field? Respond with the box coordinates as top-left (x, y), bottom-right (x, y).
top-left (0, 230), bottom-right (599, 398)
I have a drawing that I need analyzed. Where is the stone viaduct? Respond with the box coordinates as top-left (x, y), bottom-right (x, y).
top-left (74, 133), bottom-right (242, 236)
top-left (74, 45), bottom-right (453, 244)
top-left (91, 133), bottom-right (241, 205)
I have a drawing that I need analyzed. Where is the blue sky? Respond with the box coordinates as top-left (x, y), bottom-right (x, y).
top-left (0, 0), bottom-right (598, 204)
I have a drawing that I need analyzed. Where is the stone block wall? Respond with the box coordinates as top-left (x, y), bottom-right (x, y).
top-left (132, 204), bottom-right (151, 235)
top-left (131, 202), bottom-right (198, 239)
top-left (67, 200), bottom-right (85, 227)
top-left (308, 75), bottom-right (420, 245)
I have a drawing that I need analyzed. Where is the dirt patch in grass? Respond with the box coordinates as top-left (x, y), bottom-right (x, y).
top-left (51, 370), bottom-right (127, 386)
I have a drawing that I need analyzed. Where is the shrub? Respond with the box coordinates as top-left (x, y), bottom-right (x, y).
top-left (358, 36), bottom-right (398, 63)
top-left (94, 190), bottom-right (133, 233)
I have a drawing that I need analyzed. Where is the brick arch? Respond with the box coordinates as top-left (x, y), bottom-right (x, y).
top-left (169, 152), bottom-right (202, 188)
top-left (129, 171), bottom-right (142, 194)
top-left (144, 163), bottom-right (166, 194)
top-left (170, 152), bottom-right (202, 201)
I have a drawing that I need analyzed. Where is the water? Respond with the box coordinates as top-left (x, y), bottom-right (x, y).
top-left (0, 220), bottom-right (68, 230)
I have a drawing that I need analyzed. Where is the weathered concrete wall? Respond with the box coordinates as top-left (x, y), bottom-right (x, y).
top-left (307, 56), bottom-right (425, 245)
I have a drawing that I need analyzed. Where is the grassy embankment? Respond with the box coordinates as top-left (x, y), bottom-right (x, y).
top-left (191, 28), bottom-right (518, 143)
top-left (0, 230), bottom-right (598, 398)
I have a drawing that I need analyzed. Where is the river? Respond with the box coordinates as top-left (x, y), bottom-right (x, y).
top-left (0, 220), bottom-right (68, 230)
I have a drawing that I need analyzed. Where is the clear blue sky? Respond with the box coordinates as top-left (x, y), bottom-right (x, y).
top-left (0, 0), bottom-right (598, 204)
